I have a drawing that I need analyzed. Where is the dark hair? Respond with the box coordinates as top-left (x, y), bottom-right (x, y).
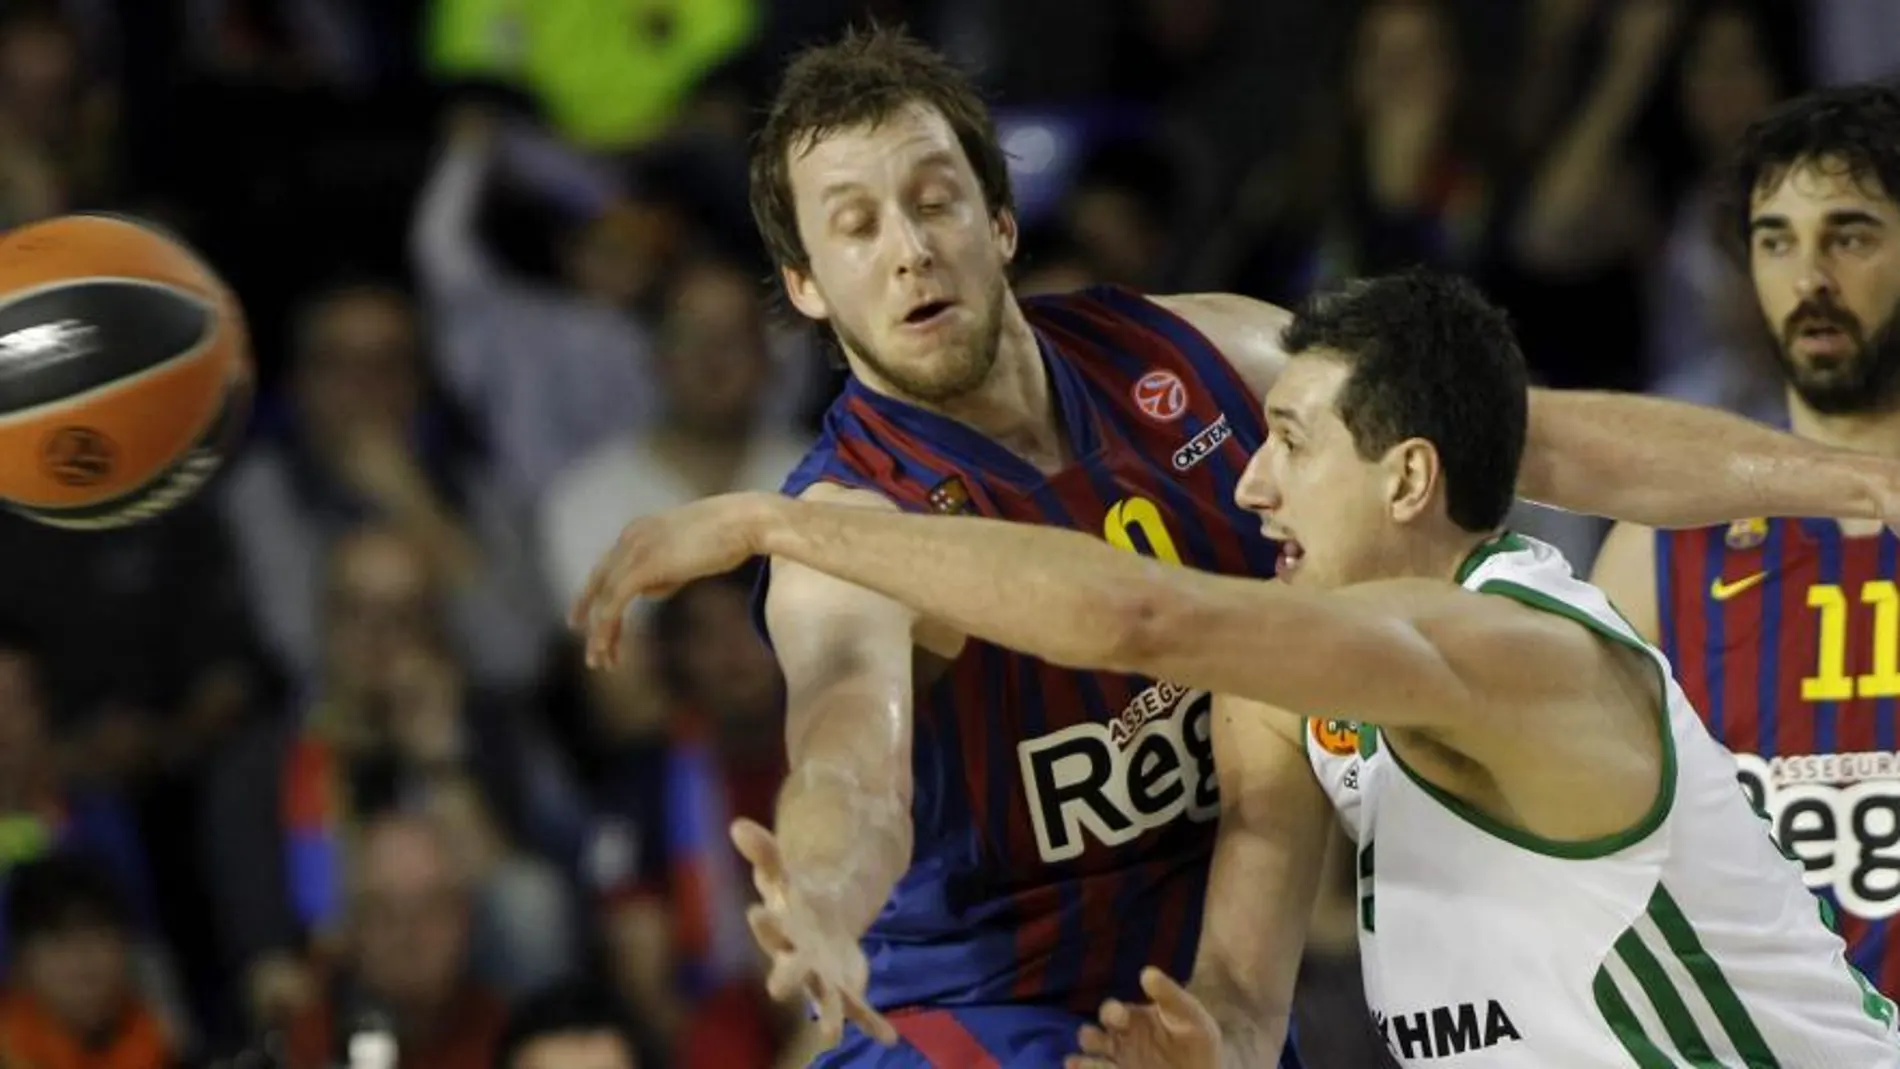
top-left (1717, 82), bottom-right (1900, 256)
top-left (748, 24), bottom-right (1015, 274)
top-left (4, 852), bottom-right (133, 945)
top-left (1282, 268), bottom-right (1526, 532)
top-left (494, 980), bottom-right (638, 1069)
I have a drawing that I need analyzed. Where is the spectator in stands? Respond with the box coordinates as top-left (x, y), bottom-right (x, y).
top-left (1061, 137), bottom-right (1183, 289)
top-left (1198, 0), bottom-right (1497, 307)
top-left (493, 981), bottom-right (639, 1069)
top-left (408, 105), bottom-right (674, 493)
top-left (1645, 0), bottom-right (1799, 422)
top-left (281, 814), bottom-right (508, 1069)
top-left (220, 279), bottom-right (550, 696)
top-left (0, 2), bottom-right (116, 225)
top-left (205, 525), bottom-right (576, 1030)
top-left (410, 107), bottom-right (817, 494)
top-left (538, 256), bottom-right (811, 613)
top-left (0, 623), bottom-right (190, 1048)
top-left (1504, 0), bottom-right (1676, 393)
top-left (0, 853), bottom-right (174, 1069)
top-left (582, 566), bottom-right (796, 1065)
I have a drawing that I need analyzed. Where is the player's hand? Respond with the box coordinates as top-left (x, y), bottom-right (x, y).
top-left (1065, 968), bottom-right (1221, 1069)
top-left (569, 492), bottom-right (778, 669)
top-left (730, 817), bottom-right (899, 1050)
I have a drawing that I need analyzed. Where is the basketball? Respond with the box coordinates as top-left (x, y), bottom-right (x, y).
top-left (0, 213), bottom-right (251, 529)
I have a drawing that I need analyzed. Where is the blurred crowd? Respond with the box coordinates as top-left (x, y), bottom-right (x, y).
top-left (0, 1), bottom-right (1891, 1068)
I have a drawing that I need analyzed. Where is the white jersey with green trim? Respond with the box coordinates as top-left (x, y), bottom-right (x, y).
top-left (1304, 532), bottom-right (1900, 1067)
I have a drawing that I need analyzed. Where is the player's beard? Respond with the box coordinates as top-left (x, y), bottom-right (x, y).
top-left (1776, 294), bottom-right (1900, 415)
top-left (838, 271), bottom-right (1008, 405)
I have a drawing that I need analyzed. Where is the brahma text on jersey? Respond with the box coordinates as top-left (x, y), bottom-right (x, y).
top-left (1019, 685), bottom-right (1217, 863)
top-left (1736, 751), bottom-right (1900, 920)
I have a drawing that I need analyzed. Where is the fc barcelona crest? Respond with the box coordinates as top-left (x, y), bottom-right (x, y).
top-left (928, 475), bottom-right (975, 515)
top-left (1725, 518), bottom-right (1768, 551)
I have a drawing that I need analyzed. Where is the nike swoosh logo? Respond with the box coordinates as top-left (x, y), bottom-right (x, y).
top-left (1710, 571), bottom-right (1770, 601)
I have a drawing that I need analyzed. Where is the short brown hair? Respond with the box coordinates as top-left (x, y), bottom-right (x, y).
top-left (749, 25), bottom-right (1015, 274)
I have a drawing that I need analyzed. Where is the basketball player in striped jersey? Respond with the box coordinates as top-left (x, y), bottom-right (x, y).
top-left (581, 32), bottom-right (1900, 1067)
top-left (1595, 84), bottom-right (1900, 999)
top-left (577, 269), bottom-right (1900, 1067)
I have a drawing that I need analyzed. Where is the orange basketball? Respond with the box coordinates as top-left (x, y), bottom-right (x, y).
top-left (0, 213), bottom-right (251, 529)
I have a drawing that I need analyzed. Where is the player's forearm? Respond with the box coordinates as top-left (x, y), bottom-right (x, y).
top-left (1519, 388), bottom-right (1890, 527)
top-left (752, 497), bottom-right (1165, 674)
top-left (773, 691), bottom-right (915, 937)
top-left (1189, 968), bottom-right (1292, 1069)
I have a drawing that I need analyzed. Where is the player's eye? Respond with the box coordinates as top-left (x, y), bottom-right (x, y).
top-left (1754, 233), bottom-right (1791, 256)
top-left (1834, 229), bottom-right (1876, 252)
top-left (916, 188), bottom-right (956, 214)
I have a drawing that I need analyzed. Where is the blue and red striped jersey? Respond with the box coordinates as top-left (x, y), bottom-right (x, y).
top-left (1656, 519), bottom-right (1900, 995)
top-left (761, 286), bottom-right (1278, 1015)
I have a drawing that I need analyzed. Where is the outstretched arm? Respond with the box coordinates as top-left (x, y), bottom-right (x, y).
top-left (576, 491), bottom-right (1583, 738)
top-left (1069, 700), bottom-right (1329, 1069)
top-left (1516, 390), bottom-right (1892, 528)
top-left (1162, 292), bottom-right (1900, 528)
top-left (1190, 700), bottom-right (1331, 1064)
top-left (757, 488), bottom-right (928, 943)
top-left (739, 496), bottom-right (1576, 732)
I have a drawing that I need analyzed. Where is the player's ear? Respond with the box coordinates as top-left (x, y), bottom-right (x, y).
top-left (993, 207), bottom-right (1019, 264)
top-left (782, 264), bottom-right (829, 322)
top-left (1385, 438), bottom-right (1439, 524)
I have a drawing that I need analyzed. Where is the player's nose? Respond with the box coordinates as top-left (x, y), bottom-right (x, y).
top-left (890, 213), bottom-right (936, 275)
top-left (1234, 447), bottom-right (1277, 513)
top-left (1793, 250), bottom-right (1838, 301)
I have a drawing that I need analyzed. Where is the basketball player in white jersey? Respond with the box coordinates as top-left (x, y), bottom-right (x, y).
top-left (573, 269), bottom-right (1900, 1067)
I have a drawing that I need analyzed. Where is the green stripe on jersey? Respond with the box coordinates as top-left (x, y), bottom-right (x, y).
top-left (1593, 968), bottom-right (1687, 1069)
top-left (1645, 886), bottom-right (1779, 1066)
top-left (1612, 927), bottom-right (1716, 1062)
top-left (1593, 885), bottom-right (1782, 1068)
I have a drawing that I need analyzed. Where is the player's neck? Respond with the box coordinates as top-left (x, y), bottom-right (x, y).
top-left (1373, 527), bottom-right (1494, 586)
top-left (930, 299), bottom-right (1070, 472)
top-left (1787, 393), bottom-right (1900, 459)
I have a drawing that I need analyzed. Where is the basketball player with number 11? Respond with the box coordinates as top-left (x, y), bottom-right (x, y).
top-left (1596, 83), bottom-right (1900, 1006)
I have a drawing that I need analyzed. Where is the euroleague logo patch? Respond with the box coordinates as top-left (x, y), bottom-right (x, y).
top-left (1132, 369), bottom-right (1187, 422)
top-left (41, 425), bottom-right (116, 486)
top-left (1311, 718), bottom-right (1360, 757)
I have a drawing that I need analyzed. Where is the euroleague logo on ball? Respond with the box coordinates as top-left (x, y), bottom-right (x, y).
top-left (1132, 369), bottom-right (1187, 422)
top-left (41, 425), bottom-right (117, 486)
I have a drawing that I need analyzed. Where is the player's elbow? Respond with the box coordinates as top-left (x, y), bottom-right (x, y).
top-left (1099, 577), bottom-right (1201, 676)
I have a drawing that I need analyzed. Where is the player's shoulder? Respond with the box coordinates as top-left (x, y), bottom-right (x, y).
top-left (1022, 285), bottom-right (1286, 335)
top-left (1145, 291), bottom-right (1292, 334)
top-left (777, 398), bottom-right (897, 498)
top-left (1026, 285), bottom-right (1286, 399)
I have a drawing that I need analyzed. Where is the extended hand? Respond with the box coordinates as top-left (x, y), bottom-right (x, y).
top-left (569, 492), bottom-right (778, 668)
top-left (1065, 968), bottom-right (1222, 1069)
top-left (731, 818), bottom-right (899, 1050)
